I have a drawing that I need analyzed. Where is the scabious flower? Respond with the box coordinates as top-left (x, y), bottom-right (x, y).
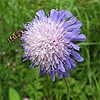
top-left (21, 9), bottom-right (86, 81)
top-left (23, 97), bottom-right (29, 100)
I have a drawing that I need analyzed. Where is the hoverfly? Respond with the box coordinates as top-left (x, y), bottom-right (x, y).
top-left (7, 30), bottom-right (23, 43)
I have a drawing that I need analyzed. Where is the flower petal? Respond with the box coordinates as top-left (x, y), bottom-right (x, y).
top-left (57, 10), bottom-right (67, 21)
top-left (71, 50), bottom-right (84, 62)
top-left (58, 71), bottom-right (63, 79)
top-left (63, 16), bottom-right (77, 28)
top-left (65, 30), bottom-right (78, 40)
top-left (51, 71), bottom-right (56, 82)
top-left (23, 57), bottom-right (30, 61)
top-left (65, 11), bottom-right (73, 18)
top-left (36, 10), bottom-right (46, 19)
top-left (39, 68), bottom-right (46, 76)
top-left (50, 9), bottom-right (58, 21)
top-left (67, 56), bottom-right (76, 68)
top-left (58, 62), bottom-right (65, 72)
top-left (71, 43), bottom-right (80, 51)
top-left (63, 72), bottom-right (70, 77)
top-left (65, 59), bottom-right (72, 70)
top-left (66, 21), bottom-right (82, 32)
top-left (57, 10), bottom-right (72, 22)
top-left (72, 34), bottom-right (86, 41)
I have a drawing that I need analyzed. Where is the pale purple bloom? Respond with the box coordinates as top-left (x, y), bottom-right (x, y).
top-left (21, 9), bottom-right (86, 81)
top-left (23, 97), bottom-right (29, 100)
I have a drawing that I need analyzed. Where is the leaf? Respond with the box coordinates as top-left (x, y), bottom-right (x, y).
top-left (9, 87), bottom-right (20, 100)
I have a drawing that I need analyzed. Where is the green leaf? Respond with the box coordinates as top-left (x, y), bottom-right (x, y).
top-left (9, 87), bottom-right (20, 100)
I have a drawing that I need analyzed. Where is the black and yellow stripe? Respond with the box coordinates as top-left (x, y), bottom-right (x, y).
top-left (7, 30), bottom-right (23, 43)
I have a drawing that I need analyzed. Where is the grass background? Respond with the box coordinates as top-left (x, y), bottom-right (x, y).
top-left (0, 0), bottom-right (100, 100)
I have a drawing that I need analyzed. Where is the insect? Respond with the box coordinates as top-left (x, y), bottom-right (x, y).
top-left (7, 30), bottom-right (23, 43)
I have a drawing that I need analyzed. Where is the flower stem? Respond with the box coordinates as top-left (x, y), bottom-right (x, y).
top-left (63, 77), bottom-right (70, 100)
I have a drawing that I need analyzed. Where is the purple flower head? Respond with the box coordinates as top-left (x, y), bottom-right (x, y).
top-left (21, 9), bottom-right (86, 81)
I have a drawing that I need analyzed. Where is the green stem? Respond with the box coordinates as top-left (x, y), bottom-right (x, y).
top-left (63, 77), bottom-right (70, 100)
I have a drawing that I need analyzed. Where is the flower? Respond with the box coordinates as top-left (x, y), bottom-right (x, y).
top-left (21, 9), bottom-right (86, 81)
top-left (23, 97), bottom-right (29, 100)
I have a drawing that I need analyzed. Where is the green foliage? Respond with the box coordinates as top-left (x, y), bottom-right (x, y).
top-left (9, 87), bottom-right (20, 100)
top-left (0, 0), bottom-right (100, 100)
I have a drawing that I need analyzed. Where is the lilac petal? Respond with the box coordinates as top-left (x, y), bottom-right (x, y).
top-left (65, 59), bottom-right (72, 70)
top-left (47, 71), bottom-right (51, 76)
top-left (65, 11), bottom-right (73, 18)
top-left (30, 62), bottom-right (38, 68)
top-left (51, 71), bottom-right (56, 82)
top-left (57, 10), bottom-right (73, 22)
top-left (36, 10), bottom-right (45, 19)
top-left (66, 43), bottom-right (72, 48)
top-left (71, 43), bottom-right (80, 51)
top-left (50, 9), bottom-right (58, 21)
top-left (26, 22), bottom-right (34, 30)
top-left (73, 29), bottom-right (81, 35)
top-left (21, 34), bottom-right (27, 39)
top-left (66, 21), bottom-right (82, 32)
top-left (24, 23), bottom-right (31, 30)
top-left (72, 34), bottom-right (86, 41)
top-left (57, 10), bottom-right (67, 21)
top-left (65, 28), bottom-right (81, 40)
top-left (53, 64), bottom-right (57, 70)
top-left (39, 68), bottom-right (46, 76)
top-left (22, 54), bottom-right (30, 58)
top-left (30, 59), bottom-right (38, 68)
top-left (63, 72), bottom-right (70, 77)
top-left (47, 68), bottom-right (53, 76)
top-left (58, 71), bottom-right (63, 79)
top-left (65, 30), bottom-right (78, 40)
top-left (22, 54), bottom-right (26, 58)
top-left (71, 50), bottom-right (84, 62)
top-left (45, 67), bottom-right (49, 71)
top-left (21, 43), bottom-right (27, 47)
top-left (63, 16), bottom-right (77, 28)
top-left (23, 57), bottom-right (30, 61)
top-left (67, 56), bottom-right (76, 68)
top-left (24, 24), bottom-right (28, 30)
top-left (34, 15), bottom-right (39, 20)
top-left (58, 62), bottom-right (65, 72)
top-left (30, 62), bottom-right (34, 68)
top-left (56, 20), bottom-right (66, 30)
top-left (47, 70), bottom-right (56, 81)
